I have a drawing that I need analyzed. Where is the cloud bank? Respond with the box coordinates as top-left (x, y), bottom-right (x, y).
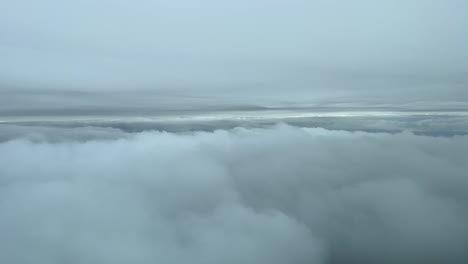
top-left (0, 124), bottom-right (467, 263)
top-left (2, 113), bottom-right (468, 143)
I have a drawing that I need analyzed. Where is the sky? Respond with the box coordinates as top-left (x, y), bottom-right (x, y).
top-left (1, 0), bottom-right (468, 112)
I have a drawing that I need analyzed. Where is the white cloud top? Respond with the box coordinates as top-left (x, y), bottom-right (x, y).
top-left (1, 125), bottom-right (467, 263)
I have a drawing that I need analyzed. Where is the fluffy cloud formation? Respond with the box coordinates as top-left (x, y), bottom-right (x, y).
top-left (0, 124), bottom-right (467, 264)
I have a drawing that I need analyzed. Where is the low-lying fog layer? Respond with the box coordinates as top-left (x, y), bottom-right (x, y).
top-left (0, 123), bottom-right (467, 264)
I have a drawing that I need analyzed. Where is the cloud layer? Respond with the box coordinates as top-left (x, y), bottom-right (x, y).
top-left (1, 0), bottom-right (468, 105)
top-left (2, 113), bottom-right (468, 143)
top-left (1, 124), bottom-right (467, 263)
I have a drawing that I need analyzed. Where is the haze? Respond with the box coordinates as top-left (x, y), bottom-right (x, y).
top-left (1, 0), bottom-right (468, 114)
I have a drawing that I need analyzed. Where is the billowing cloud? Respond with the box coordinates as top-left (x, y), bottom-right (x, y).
top-left (1, 124), bottom-right (467, 263)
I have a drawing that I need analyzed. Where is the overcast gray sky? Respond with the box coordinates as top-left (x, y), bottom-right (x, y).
top-left (1, 0), bottom-right (468, 110)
